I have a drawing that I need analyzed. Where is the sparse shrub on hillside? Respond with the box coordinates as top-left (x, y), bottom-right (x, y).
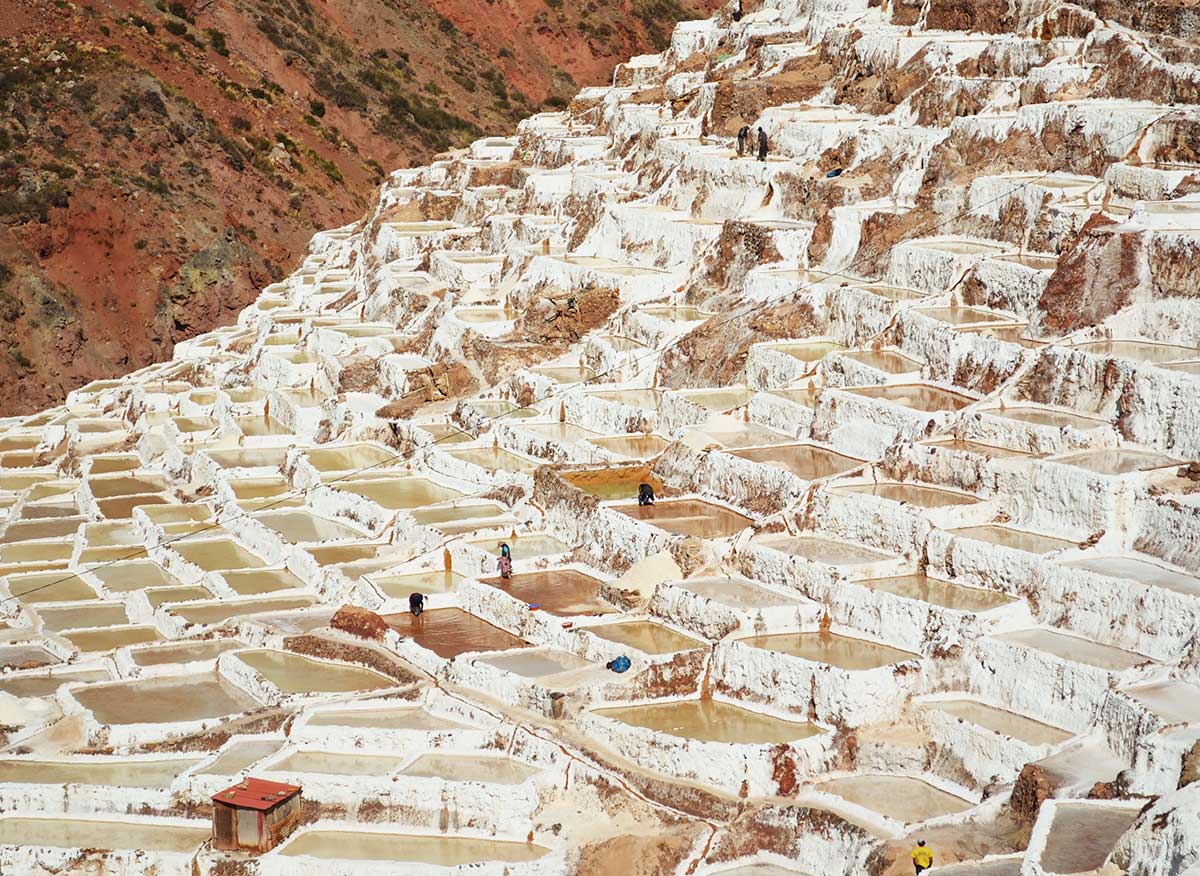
top-left (0, 289), bottom-right (22, 324)
top-left (633, 0), bottom-right (686, 49)
top-left (41, 161), bottom-right (77, 179)
top-left (8, 346), bottom-right (32, 370)
top-left (164, 19), bottom-right (188, 37)
top-left (256, 17), bottom-right (287, 50)
top-left (306, 148), bottom-right (343, 184)
top-left (231, 115), bottom-right (251, 132)
top-left (313, 69), bottom-right (368, 112)
top-left (211, 128), bottom-right (246, 171)
top-left (130, 15), bottom-right (156, 34)
top-left (0, 181), bottom-right (71, 224)
top-left (206, 28), bottom-right (230, 56)
top-left (308, 99), bottom-right (325, 117)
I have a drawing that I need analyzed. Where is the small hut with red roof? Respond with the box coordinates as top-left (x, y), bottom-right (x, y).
top-left (211, 777), bottom-right (302, 853)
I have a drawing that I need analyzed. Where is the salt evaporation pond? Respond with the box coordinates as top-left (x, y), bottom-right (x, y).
top-left (0, 817), bottom-right (209, 853)
top-left (382, 608), bottom-right (527, 657)
top-left (0, 756), bottom-right (201, 788)
top-left (817, 774), bottom-right (973, 823)
top-left (399, 753), bottom-right (539, 783)
top-left (613, 498), bottom-right (753, 537)
top-left (277, 830), bottom-right (550, 864)
top-left (74, 676), bottom-right (259, 724)
top-left (858, 574), bottom-right (1014, 612)
top-left (742, 631), bottom-right (918, 670)
top-left (1039, 803), bottom-right (1140, 874)
top-left (481, 568), bottom-right (615, 615)
top-left (594, 699), bottom-right (821, 743)
top-left (922, 699), bottom-right (1072, 746)
top-left (587, 620), bottom-right (705, 654)
top-left (306, 707), bottom-right (468, 731)
top-left (235, 650), bottom-right (395, 694)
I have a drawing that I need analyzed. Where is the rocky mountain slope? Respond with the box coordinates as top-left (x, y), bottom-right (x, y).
top-left (0, 0), bottom-right (717, 415)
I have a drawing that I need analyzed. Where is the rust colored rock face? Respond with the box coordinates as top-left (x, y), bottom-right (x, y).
top-left (1037, 212), bottom-right (1146, 337)
top-left (1011, 763), bottom-right (1057, 824)
top-left (329, 605), bottom-right (389, 642)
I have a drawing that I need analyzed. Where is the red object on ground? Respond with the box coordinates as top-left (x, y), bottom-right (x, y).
top-left (212, 777), bottom-right (301, 811)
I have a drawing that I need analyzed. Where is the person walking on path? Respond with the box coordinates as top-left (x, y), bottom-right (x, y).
top-left (912, 840), bottom-right (933, 875)
top-left (757, 126), bottom-right (768, 161)
top-left (736, 125), bottom-right (751, 156)
top-left (408, 592), bottom-right (425, 617)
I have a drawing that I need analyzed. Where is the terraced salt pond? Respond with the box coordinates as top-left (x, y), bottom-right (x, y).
top-left (0, 756), bottom-right (201, 788)
top-left (306, 707), bottom-right (469, 731)
top-left (481, 568), bottom-right (615, 615)
top-left (130, 638), bottom-right (243, 667)
top-left (337, 477), bottom-right (465, 509)
top-left (482, 649), bottom-right (593, 677)
top-left (816, 775), bottom-right (973, 823)
top-left (369, 568), bottom-right (466, 597)
top-left (73, 676), bottom-right (259, 724)
top-left (741, 631), bottom-right (918, 669)
top-left (993, 406), bottom-right (1105, 430)
top-left (857, 574), bottom-right (1014, 612)
top-left (730, 444), bottom-right (864, 479)
top-left (383, 608), bottom-right (527, 657)
top-left (847, 383), bottom-right (974, 412)
top-left (1063, 555), bottom-right (1200, 597)
top-left (0, 817), bottom-right (209, 853)
top-left (168, 596), bottom-right (314, 625)
top-left (593, 699), bottom-right (821, 743)
top-left (278, 830), bottom-right (550, 865)
top-left (922, 699), bottom-right (1072, 746)
top-left (754, 534), bottom-right (894, 566)
top-left (612, 498), bottom-right (753, 537)
top-left (234, 650), bottom-right (395, 693)
top-left (837, 482), bottom-right (978, 507)
top-left (589, 434), bottom-right (671, 459)
top-left (223, 568), bottom-right (306, 595)
top-left (89, 560), bottom-right (180, 593)
top-left (399, 754), bottom-right (540, 783)
top-left (1053, 448), bottom-right (1180, 475)
top-left (64, 625), bottom-right (161, 652)
top-left (952, 525), bottom-right (1076, 554)
top-left (677, 576), bottom-right (802, 609)
top-left (586, 620), bottom-right (705, 654)
top-left (195, 739), bottom-right (284, 775)
top-left (172, 538), bottom-right (266, 571)
top-left (562, 466), bottom-right (663, 500)
top-left (1121, 681), bottom-right (1200, 724)
top-left (270, 751), bottom-right (407, 776)
top-left (994, 629), bottom-right (1146, 671)
top-left (445, 446), bottom-right (539, 472)
top-left (0, 668), bottom-right (110, 698)
top-left (469, 533), bottom-right (571, 558)
top-left (840, 348), bottom-right (924, 373)
top-left (1038, 803), bottom-right (1140, 874)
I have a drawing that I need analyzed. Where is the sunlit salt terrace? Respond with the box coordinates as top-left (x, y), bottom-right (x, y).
top-left (1, 5), bottom-right (1199, 874)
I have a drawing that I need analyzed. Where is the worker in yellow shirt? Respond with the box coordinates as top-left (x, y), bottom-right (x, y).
top-left (912, 839), bottom-right (934, 874)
